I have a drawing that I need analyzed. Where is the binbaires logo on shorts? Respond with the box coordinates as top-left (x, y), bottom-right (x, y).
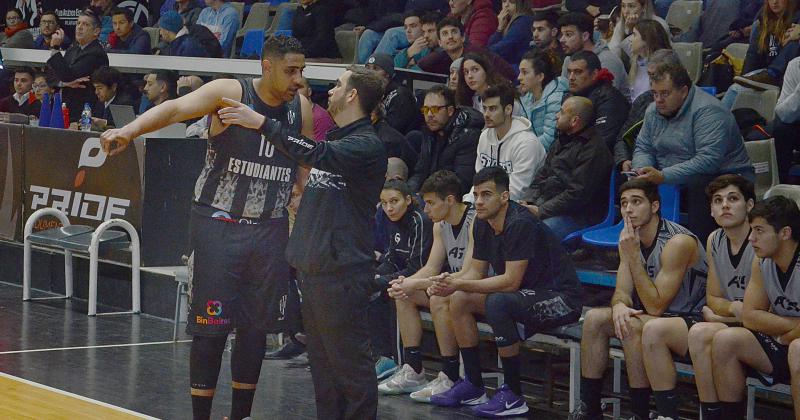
top-left (196, 300), bottom-right (231, 325)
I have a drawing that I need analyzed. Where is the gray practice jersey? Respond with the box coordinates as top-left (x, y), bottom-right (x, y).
top-left (710, 228), bottom-right (755, 302)
top-left (761, 248), bottom-right (800, 317)
top-left (638, 219), bottom-right (708, 314)
top-left (441, 204), bottom-right (476, 273)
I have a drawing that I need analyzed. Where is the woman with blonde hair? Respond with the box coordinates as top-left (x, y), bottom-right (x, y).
top-left (609, 0), bottom-right (668, 64)
top-left (626, 19), bottom-right (672, 101)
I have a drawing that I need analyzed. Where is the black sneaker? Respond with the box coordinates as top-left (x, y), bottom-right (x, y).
top-left (264, 339), bottom-right (306, 360)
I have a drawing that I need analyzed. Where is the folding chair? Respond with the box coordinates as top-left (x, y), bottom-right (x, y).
top-left (673, 42), bottom-right (703, 83)
top-left (582, 183), bottom-right (680, 247)
top-left (666, 0), bottom-right (703, 34)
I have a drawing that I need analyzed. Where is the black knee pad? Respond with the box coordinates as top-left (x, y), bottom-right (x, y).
top-left (190, 335), bottom-right (228, 390)
top-left (231, 328), bottom-right (267, 384)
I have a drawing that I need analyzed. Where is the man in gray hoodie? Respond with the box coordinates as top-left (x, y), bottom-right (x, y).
top-left (474, 82), bottom-right (546, 202)
top-left (632, 60), bottom-right (753, 240)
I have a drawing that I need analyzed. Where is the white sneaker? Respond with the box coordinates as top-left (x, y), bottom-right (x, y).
top-left (409, 371), bottom-right (454, 403)
top-left (378, 364), bottom-right (427, 394)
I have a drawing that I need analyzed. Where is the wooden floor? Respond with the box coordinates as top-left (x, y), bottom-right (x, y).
top-left (0, 372), bottom-right (155, 419)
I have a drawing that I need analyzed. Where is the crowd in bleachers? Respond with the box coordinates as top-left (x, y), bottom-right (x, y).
top-left (5, 0), bottom-right (800, 418)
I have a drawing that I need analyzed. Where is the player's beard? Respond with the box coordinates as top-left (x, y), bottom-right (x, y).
top-left (327, 95), bottom-right (344, 119)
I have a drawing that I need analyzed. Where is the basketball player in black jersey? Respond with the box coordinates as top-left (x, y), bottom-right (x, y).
top-left (100, 36), bottom-right (314, 420)
top-left (216, 66), bottom-right (387, 419)
top-left (641, 175), bottom-right (756, 419)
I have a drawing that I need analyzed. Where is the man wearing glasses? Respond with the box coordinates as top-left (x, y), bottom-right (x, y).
top-left (406, 84), bottom-right (484, 197)
top-left (33, 11), bottom-right (71, 50)
top-left (631, 59), bottom-right (753, 241)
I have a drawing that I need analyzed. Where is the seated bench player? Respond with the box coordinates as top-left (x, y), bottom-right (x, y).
top-left (569, 178), bottom-right (708, 420)
top-left (640, 174), bottom-right (756, 419)
top-left (379, 170), bottom-right (477, 402)
top-left (708, 196), bottom-right (800, 419)
top-left (428, 166), bottom-right (584, 418)
top-left (371, 179), bottom-right (434, 380)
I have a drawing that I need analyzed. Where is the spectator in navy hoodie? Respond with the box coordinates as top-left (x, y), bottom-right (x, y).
top-left (107, 8), bottom-right (151, 55)
top-left (488, 0), bottom-right (533, 67)
top-left (157, 11), bottom-right (211, 58)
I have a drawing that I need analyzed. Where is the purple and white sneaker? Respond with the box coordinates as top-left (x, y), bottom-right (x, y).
top-left (472, 384), bottom-right (529, 418)
top-left (429, 378), bottom-right (488, 407)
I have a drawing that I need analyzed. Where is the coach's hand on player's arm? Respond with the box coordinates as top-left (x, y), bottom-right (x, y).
top-left (100, 126), bottom-right (136, 156)
top-left (218, 97), bottom-right (266, 129)
top-left (612, 302), bottom-right (643, 340)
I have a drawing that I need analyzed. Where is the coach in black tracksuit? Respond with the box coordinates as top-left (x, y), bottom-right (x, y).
top-left (219, 66), bottom-right (387, 420)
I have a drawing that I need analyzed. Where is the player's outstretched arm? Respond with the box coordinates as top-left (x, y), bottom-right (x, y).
top-left (101, 79), bottom-right (241, 155)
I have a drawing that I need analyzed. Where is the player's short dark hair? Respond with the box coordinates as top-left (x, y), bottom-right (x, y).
top-left (383, 179), bottom-right (414, 198)
top-left (262, 35), bottom-right (305, 59)
top-left (13, 66), bottom-right (35, 79)
top-left (421, 11), bottom-right (443, 26)
top-left (532, 10), bottom-right (559, 28)
top-left (420, 170), bottom-right (463, 202)
top-left (705, 174), bottom-right (756, 203)
top-left (558, 12), bottom-right (594, 36)
top-left (650, 61), bottom-right (692, 89)
top-left (570, 50), bottom-right (602, 72)
top-left (619, 178), bottom-right (661, 207)
top-left (473, 166), bottom-right (510, 193)
top-left (425, 84), bottom-right (455, 107)
top-left (482, 80), bottom-right (516, 109)
top-left (111, 7), bottom-right (134, 22)
top-left (346, 65), bottom-right (385, 115)
top-left (154, 69), bottom-right (179, 99)
top-left (437, 16), bottom-right (464, 37)
top-left (91, 66), bottom-right (122, 88)
top-left (749, 196), bottom-right (800, 240)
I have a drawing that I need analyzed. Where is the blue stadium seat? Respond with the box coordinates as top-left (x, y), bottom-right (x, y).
top-left (582, 183), bottom-right (680, 247)
top-left (561, 170), bottom-right (618, 248)
top-left (240, 29), bottom-right (265, 58)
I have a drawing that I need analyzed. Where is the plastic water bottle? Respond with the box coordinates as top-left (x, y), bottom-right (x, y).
top-left (80, 103), bottom-right (92, 131)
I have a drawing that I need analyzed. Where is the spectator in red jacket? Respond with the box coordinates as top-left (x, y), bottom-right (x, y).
top-left (449, 0), bottom-right (498, 47)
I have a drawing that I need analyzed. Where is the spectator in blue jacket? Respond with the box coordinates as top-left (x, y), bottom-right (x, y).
top-left (632, 60), bottom-right (753, 239)
top-left (33, 10), bottom-right (72, 50)
top-left (158, 11), bottom-right (209, 58)
top-left (107, 8), bottom-right (151, 55)
top-left (196, 0), bottom-right (240, 57)
top-left (89, 0), bottom-right (114, 44)
top-left (488, 0), bottom-right (534, 68)
top-left (518, 48), bottom-right (566, 151)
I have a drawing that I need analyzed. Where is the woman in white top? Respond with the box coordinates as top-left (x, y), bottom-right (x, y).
top-left (609, 0), bottom-right (669, 64)
top-left (455, 52), bottom-right (525, 117)
top-left (627, 19), bottom-right (672, 101)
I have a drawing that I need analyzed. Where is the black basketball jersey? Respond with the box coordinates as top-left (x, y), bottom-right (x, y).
top-left (193, 78), bottom-right (300, 220)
